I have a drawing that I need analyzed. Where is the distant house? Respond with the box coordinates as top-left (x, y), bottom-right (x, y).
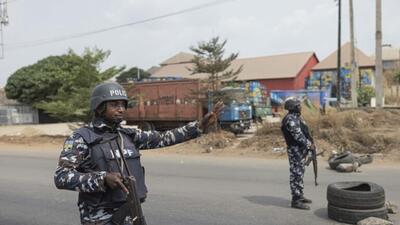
top-left (151, 51), bottom-right (319, 92)
top-left (0, 88), bottom-right (39, 125)
top-left (373, 45), bottom-right (400, 71)
top-left (309, 42), bottom-right (375, 99)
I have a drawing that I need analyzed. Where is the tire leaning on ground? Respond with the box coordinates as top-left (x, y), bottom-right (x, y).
top-left (328, 153), bottom-right (355, 169)
top-left (328, 204), bottom-right (388, 224)
top-left (357, 154), bottom-right (373, 165)
top-left (327, 181), bottom-right (385, 210)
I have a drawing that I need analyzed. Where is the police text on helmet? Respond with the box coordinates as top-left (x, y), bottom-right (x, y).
top-left (109, 89), bottom-right (127, 97)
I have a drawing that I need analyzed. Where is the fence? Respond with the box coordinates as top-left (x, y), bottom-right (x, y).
top-left (0, 104), bottom-right (39, 125)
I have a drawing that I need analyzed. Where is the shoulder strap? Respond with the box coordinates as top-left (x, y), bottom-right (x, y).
top-left (74, 126), bottom-right (103, 146)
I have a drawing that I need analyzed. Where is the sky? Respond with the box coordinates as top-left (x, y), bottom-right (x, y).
top-left (0, 0), bottom-right (399, 86)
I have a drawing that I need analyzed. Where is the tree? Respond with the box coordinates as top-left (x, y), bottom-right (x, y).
top-left (189, 36), bottom-right (242, 93)
top-left (394, 69), bottom-right (400, 105)
top-left (5, 48), bottom-right (124, 121)
top-left (115, 67), bottom-right (151, 83)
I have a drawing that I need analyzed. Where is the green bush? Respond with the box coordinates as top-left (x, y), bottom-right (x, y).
top-left (357, 86), bottom-right (375, 106)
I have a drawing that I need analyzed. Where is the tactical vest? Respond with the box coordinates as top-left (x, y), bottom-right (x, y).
top-left (75, 127), bottom-right (147, 209)
top-left (281, 114), bottom-right (308, 149)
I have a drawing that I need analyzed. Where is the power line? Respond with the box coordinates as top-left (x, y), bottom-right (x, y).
top-left (7, 0), bottom-right (235, 50)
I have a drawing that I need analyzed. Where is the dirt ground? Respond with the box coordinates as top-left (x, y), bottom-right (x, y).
top-left (0, 108), bottom-right (399, 163)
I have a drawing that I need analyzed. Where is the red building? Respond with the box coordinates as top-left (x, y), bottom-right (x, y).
top-left (151, 51), bottom-right (319, 92)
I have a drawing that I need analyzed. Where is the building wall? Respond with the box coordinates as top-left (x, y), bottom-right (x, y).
top-left (294, 54), bottom-right (319, 89)
top-left (309, 67), bottom-right (375, 98)
top-left (258, 54), bottom-right (319, 92)
top-left (0, 105), bottom-right (39, 125)
top-left (259, 78), bottom-right (295, 92)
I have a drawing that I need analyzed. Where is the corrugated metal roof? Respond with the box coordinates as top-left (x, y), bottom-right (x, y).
top-left (371, 46), bottom-right (400, 61)
top-left (160, 52), bottom-right (194, 65)
top-left (312, 42), bottom-right (375, 70)
top-left (152, 51), bottom-right (316, 81)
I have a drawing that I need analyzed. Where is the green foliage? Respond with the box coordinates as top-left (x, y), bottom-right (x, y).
top-left (115, 67), bottom-right (150, 83)
top-left (357, 86), bottom-right (376, 106)
top-left (394, 69), bottom-right (400, 83)
top-left (5, 48), bottom-right (124, 122)
top-left (189, 36), bottom-right (242, 92)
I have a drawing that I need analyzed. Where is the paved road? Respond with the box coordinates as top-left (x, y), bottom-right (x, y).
top-left (0, 148), bottom-right (399, 225)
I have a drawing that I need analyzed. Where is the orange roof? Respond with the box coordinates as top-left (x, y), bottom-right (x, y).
top-left (152, 51), bottom-right (317, 81)
top-left (312, 42), bottom-right (374, 70)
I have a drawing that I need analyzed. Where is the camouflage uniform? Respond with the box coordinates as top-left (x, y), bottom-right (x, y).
top-left (281, 112), bottom-right (312, 200)
top-left (54, 118), bottom-right (201, 224)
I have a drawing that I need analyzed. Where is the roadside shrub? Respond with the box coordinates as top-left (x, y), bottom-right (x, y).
top-left (357, 86), bottom-right (375, 106)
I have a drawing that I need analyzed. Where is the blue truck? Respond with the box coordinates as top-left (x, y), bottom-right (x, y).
top-left (211, 87), bottom-right (253, 134)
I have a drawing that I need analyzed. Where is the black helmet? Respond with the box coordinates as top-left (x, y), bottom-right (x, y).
top-left (90, 82), bottom-right (128, 111)
top-left (284, 98), bottom-right (301, 112)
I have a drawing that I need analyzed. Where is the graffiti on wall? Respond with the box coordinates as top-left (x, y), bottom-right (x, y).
top-left (270, 90), bottom-right (327, 112)
top-left (307, 67), bottom-right (374, 99)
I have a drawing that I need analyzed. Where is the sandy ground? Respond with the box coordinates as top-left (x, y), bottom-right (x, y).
top-left (0, 122), bottom-right (399, 169)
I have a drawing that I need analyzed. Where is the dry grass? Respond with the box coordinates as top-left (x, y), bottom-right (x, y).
top-left (249, 108), bottom-right (400, 155)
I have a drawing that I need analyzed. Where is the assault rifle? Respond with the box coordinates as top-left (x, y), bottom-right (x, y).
top-left (301, 121), bottom-right (318, 186)
top-left (110, 136), bottom-right (146, 225)
top-left (111, 176), bottom-right (145, 225)
top-left (305, 145), bottom-right (318, 186)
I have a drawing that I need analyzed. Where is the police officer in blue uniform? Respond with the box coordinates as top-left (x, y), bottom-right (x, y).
top-left (281, 98), bottom-right (314, 210)
top-left (54, 82), bottom-right (223, 225)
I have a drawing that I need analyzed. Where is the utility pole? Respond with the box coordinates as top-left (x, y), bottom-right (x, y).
top-left (137, 67), bottom-right (140, 80)
top-left (349, 0), bottom-right (358, 107)
top-left (0, 0), bottom-right (9, 59)
top-left (337, 0), bottom-right (342, 108)
top-left (375, 0), bottom-right (383, 107)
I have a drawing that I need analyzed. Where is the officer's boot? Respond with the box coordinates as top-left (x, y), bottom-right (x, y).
top-left (291, 197), bottom-right (310, 210)
top-left (299, 195), bottom-right (312, 204)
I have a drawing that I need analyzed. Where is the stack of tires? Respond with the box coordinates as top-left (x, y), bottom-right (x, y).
top-left (327, 181), bottom-right (388, 224)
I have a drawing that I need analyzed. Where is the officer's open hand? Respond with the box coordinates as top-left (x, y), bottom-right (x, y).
top-left (105, 172), bottom-right (129, 194)
top-left (199, 101), bottom-right (224, 132)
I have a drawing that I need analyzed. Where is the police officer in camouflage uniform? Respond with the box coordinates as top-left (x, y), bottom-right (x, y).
top-left (281, 98), bottom-right (314, 210)
top-left (54, 82), bottom-right (223, 225)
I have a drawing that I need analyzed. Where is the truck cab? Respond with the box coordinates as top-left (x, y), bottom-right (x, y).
top-left (213, 87), bottom-right (252, 134)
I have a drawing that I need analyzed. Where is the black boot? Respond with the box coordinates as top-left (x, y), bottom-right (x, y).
top-left (291, 199), bottom-right (310, 210)
top-left (299, 196), bottom-right (312, 204)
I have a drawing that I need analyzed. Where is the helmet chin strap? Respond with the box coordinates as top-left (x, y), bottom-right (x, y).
top-left (95, 115), bottom-right (122, 130)
top-left (289, 106), bottom-right (301, 114)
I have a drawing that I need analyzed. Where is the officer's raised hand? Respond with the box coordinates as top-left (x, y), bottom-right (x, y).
top-left (105, 172), bottom-right (129, 194)
top-left (199, 101), bottom-right (224, 132)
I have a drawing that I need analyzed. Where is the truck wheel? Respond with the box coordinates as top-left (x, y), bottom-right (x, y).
top-left (328, 204), bottom-right (388, 224)
top-left (139, 122), bottom-right (153, 131)
top-left (327, 181), bottom-right (385, 210)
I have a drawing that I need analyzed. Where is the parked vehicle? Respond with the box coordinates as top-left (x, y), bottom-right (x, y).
top-left (215, 87), bottom-right (252, 134)
top-left (123, 79), bottom-right (252, 134)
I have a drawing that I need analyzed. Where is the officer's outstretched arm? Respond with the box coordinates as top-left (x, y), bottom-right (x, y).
top-left (129, 121), bottom-right (201, 150)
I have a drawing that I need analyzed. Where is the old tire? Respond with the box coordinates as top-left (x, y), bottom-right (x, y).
top-left (328, 204), bottom-right (388, 224)
top-left (327, 181), bottom-right (385, 210)
top-left (357, 154), bottom-right (373, 165)
top-left (329, 153), bottom-right (355, 169)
